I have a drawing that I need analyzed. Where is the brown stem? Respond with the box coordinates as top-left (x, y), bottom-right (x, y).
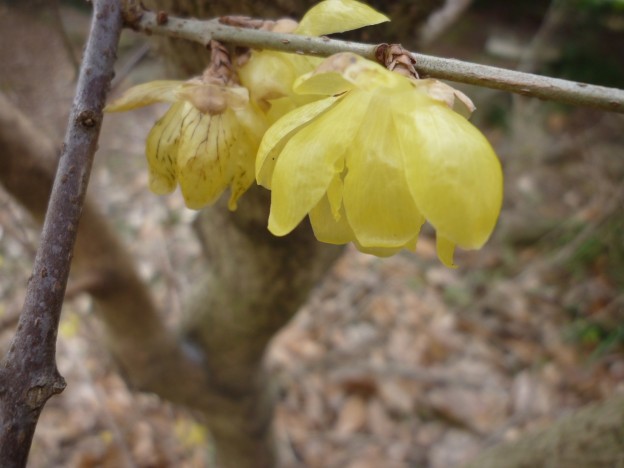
top-left (0, 0), bottom-right (122, 465)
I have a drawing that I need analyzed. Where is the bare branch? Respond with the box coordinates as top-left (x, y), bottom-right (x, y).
top-left (129, 10), bottom-right (624, 114)
top-left (0, 0), bottom-right (122, 464)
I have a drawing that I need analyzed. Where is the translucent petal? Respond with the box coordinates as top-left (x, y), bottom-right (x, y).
top-left (343, 94), bottom-right (425, 248)
top-left (268, 93), bottom-right (370, 236)
top-left (338, 52), bottom-right (413, 92)
top-left (227, 141), bottom-right (256, 211)
top-left (295, 0), bottom-right (389, 36)
top-left (145, 101), bottom-right (186, 194)
top-left (105, 80), bottom-right (182, 112)
top-left (298, 53), bottom-right (406, 93)
top-left (436, 234), bottom-right (457, 268)
top-left (238, 51), bottom-right (294, 101)
top-left (238, 51), bottom-right (321, 103)
top-left (354, 233), bottom-right (417, 257)
top-left (256, 96), bottom-right (340, 188)
top-left (226, 108), bottom-right (266, 210)
top-left (309, 194), bottom-right (356, 244)
top-left (396, 98), bottom-right (503, 249)
top-left (294, 70), bottom-right (355, 96)
top-left (265, 97), bottom-right (298, 124)
top-left (326, 170), bottom-right (344, 220)
top-left (176, 110), bottom-right (231, 209)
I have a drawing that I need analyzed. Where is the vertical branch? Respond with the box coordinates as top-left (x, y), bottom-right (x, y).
top-left (0, 0), bottom-right (122, 465)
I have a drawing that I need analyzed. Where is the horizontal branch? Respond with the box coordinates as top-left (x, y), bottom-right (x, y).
top-left (131, 10), bottom-right (624, 114)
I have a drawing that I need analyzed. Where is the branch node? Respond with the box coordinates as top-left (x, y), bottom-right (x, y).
top-left (77, 110), bottom-right (98, 127)
top-left (156, 11), bottom-right (168, 26)
top-left (26, 376), bottom-right (66, 409)
top-left (375, 43), bottom-right (419, 79)
top-left (121, 0), bottom-right (144, 28)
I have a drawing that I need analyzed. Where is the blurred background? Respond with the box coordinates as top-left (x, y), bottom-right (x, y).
top-left (0, 0), bottom-right (623, 466)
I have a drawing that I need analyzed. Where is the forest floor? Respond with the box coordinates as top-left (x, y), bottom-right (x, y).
top-left (0, 3), bottom-right (623, 467)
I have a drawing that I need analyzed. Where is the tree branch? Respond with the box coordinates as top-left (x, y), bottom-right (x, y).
top-left (0, 0), bottom-right (122, 465)
top-left (127, 9), bottom-right (624, 113)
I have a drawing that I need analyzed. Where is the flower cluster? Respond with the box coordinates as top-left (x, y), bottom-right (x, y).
top-left (256, 53), bottom-right (502, 267)
top-left (105, 0), bottom-right (503, 266)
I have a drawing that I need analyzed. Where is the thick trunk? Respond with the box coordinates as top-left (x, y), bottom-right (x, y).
top-left (185, 187), bottom-right (342, 467)
top-left (465, 395), bottom-right (624, 468)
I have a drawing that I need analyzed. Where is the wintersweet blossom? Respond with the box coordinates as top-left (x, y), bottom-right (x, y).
top-left (105, 78), bottom-right (266, 210)
top-left (256, 53), bottom-right (503, 267)
top-left (237, 0), bottom-right (389, 121)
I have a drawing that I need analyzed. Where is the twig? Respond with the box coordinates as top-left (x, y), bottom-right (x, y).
top-left (0, 0), bottom-right (122, 465)
top-left (127, 10), bottom-right (624, 113)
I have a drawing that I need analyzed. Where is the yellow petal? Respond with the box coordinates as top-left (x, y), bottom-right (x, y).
top-left (238, 51), bottom-right (296, 102)
top-left (105, 80), bottom-right (182, 112)
top-left (145, 101), bottom-right (186, 194)
top-left (309, 194), bottom-right (356, 244)
top-left (176, 110), bottom-right (231, 209)
top-left (396, 98), bottom-right (503, 249)
top-left (227, 106), bottom-right (266, 210)
top-left (308, 53), bottom-right (409, 92)
top-left (355, 239), bottom-right (416, 257)
top-left (295, 0), bottom-right (389, 36)
top-left (268, 93), bottom-right (370, 236)
top-left (227, 147), bottom-right (256, 211)
top-left (238, 51), bottom-right (322, 103)
top-left (265, 96), bottom-right (298, 124)
top-left (436, 234), bottom-right (457, 268)
top-left (343, 94), bottom-right (425, 248)
top-left (326, 171), bottom-right (344, 220)
top-left (256, 95), bottom-right (340, 188)
top-left (294, 69), bottom-right (355, 96)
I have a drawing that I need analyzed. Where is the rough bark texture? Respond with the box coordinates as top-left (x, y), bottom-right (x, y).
top-left (465, 395), bottom-right (624, 468)
top-left (184, 187), bottom-right (342, 467)
top-left (0, 1), bottom-right (122, 464)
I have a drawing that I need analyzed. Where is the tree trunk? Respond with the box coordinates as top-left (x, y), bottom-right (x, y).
top-left (184, 187), bottom-right (342, 467)
top-left (464, 395), bottom-right (624, 468)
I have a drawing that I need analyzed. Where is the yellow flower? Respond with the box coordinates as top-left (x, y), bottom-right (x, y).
top-left (256, 53), bottom-right (503, 267)
top-left (237, 0), bottom-right (389, 121)
top-left (105, 78), bottom-right (266, 210)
